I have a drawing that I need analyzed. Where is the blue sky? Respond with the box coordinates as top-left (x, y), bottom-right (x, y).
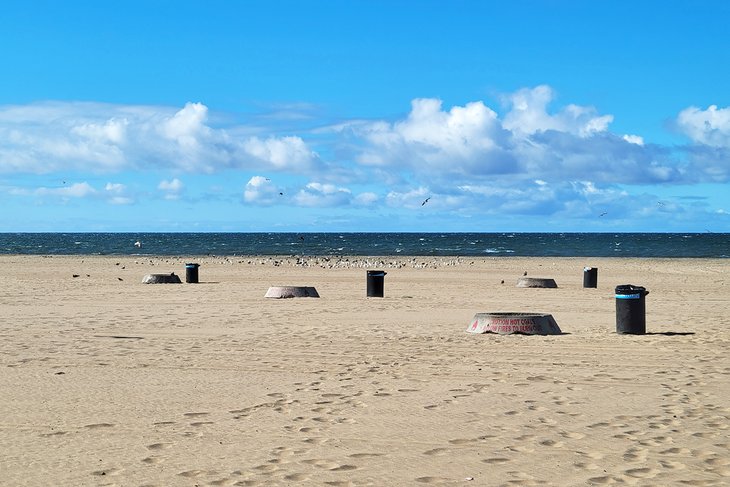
top-left (1, 0), bottom-right (729, 232)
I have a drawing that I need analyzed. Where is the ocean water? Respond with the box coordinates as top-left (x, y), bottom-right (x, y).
top-left (0, 233), bottom-right (728, 258)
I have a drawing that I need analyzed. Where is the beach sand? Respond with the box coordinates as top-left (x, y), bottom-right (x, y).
top-left (1, 255), bottom-right (728, 486)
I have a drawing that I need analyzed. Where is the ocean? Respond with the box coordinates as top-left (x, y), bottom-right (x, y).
top-left (0, 233), bottom-right (728, 258)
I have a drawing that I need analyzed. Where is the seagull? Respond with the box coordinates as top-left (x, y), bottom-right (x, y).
top-left (599, 212), bottom-right (608, 217)
top-left (421, 197), bottom-right (431, 206)
top-left (134, 241), bottom-right (141, 248)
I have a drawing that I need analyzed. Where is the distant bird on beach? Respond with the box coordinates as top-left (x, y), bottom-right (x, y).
top-left (421, 197), bottom-right (431, 206)
top-left (117, 277), bottom-right (123, 281)
top-left (523, 271), bottom-right (528, 276)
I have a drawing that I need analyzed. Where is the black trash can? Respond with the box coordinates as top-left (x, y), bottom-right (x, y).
top-left (185, 263), bottom-right (200, 284)
top-left (366, 270), bottom-right (386, 297)
top-left (583, 267), bottom-right (598, 288)
top-left (615, 284), bottom-right (649, 334)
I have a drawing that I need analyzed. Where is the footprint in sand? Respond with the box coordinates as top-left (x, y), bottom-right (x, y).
top-left (481, 457), bottom-right (511, 464)
top-left (660, 447), bottom-right (691, 455)
top-left (538, 439), bottom-right (564, 448)
top-left (84, 423), bottom-right (115, 429)
top-left (348, 453), bottom-right (383, 458)
top-left (623, 467), bottom-right (659, 479)
top-left (40, 430), bottom-right (67, 437)
top-left (423, 448), bottom-right (449, 456)
top-left (659, 460), bottom-right (687, 470)
top-left (190, 421), bottom-right (214, 427)
top-left (183, 412), bottom-right (209, 418)
top-left (178, 469), bottom-right (206, 478)
top-left (92, 467), bottom-right (123, 476)
top-left (415, 477), bottom-right (453, 484)
top-left (284, 473), bottom-right (310, 481)
top-left (559, 431), bottom-right (586, 440)
top-left (146, 443), bottom-right (172, 451)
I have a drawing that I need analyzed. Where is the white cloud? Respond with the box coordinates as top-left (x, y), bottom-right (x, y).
top-left (243, 136), bottom-right (317, 170)
top-left (352, 98), bottom-right (512, 174)
top-left (35, 182), bottom-right (97, 198)
top-left (344, 89), bottom-right (681, 186)
top-left (503, 85), bottom-right (613, 136)
top-left (354, 192), bottom-right (379, 206)
top-left (243, 175), bottom-right (281, 205)
top-left (0, 101), bottom-right (321, 175)
top-left (677, 104), bottom-right (730, 147)
top-left (104, 183), bottom-right (134, 205)
top-left (293, 182), bottom-right (352, 207)
top-left (158, 178), bottom-right (184, 200)
top-left (622, 134), bottom-right (644, 146)
top-left (385, 187), bottom-right (432, 209)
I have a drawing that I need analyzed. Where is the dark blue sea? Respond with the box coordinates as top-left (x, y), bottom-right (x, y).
top-left (0, 233), bottom-right (728, 258)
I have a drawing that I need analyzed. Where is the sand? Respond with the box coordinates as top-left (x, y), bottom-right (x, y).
top-left (0, 255), bottom-right (728, 486)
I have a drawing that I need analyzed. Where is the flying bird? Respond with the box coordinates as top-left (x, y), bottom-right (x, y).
top-left (421, 197), bottom-right (431, 206)
top-left (599, 212), bottom-right (608, 217)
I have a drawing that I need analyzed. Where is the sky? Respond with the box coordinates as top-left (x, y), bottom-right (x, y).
top-left (1, 0), bottom-right (729, 233)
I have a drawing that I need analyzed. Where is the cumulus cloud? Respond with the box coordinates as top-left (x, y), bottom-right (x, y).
top-left (158, 178), bottom-right (184, 200)
top-left (351, 98), bottom-right (516, 175)
top-left (10, 180), bottom-right (134, 206)
top-left (34, 182), bottom-right (97, 198)
top-left (293, 182), bottom-right (352, 207)
top-left (104, 182), bottom-right (134, 205)
top-left (503, 85), bottom-right (613, 137)
top-left (676, 104), bottom-right (730, 147)
top-left (354, 192), bottom-right (379, 206)
top-left (340, 87), bottom-right (685, 187)
top-left (4, 90), bottom-right (730, 228)
top-left (0, 101), bottom-right (321, 174)
top-left (243, 176), bottom-right (282, 205)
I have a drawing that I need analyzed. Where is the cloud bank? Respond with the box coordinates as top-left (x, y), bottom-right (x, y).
top-left (2, 86), bottom-right (729, 228)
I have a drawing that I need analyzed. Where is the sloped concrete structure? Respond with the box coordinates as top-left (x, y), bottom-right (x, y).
top-left (516, 277), bottom-right (558, 288)
top-left (265, 286), bottom-right (320, 298)
top-left (466, 312), bottom-right (562, 335)
top-left (142, 273), bottom-right (182, 284)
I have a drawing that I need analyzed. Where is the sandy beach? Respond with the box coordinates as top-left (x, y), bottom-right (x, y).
top-left (1, 255), bottom-right (728, 486)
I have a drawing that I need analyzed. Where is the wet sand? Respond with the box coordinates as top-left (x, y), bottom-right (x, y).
top-left (1, 255), bottom-right (728, 486)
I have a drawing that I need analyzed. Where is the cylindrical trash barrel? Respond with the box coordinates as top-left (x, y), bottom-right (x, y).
top-left (185, 263), bottom-right (200, 284)
top-left (366, 270), bottom-right (386, 297)
top-left (615, 284), bottom-right (649, 334)
top-left (583, 267), bottom-right (598, 288)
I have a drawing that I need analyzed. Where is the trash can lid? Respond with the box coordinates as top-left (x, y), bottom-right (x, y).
top-left (615, 284), bottom-right (648, 295)
top-left (185, 263), bottom-right (199, 267)
top-left (367, 270), bottom-right (386, 276)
